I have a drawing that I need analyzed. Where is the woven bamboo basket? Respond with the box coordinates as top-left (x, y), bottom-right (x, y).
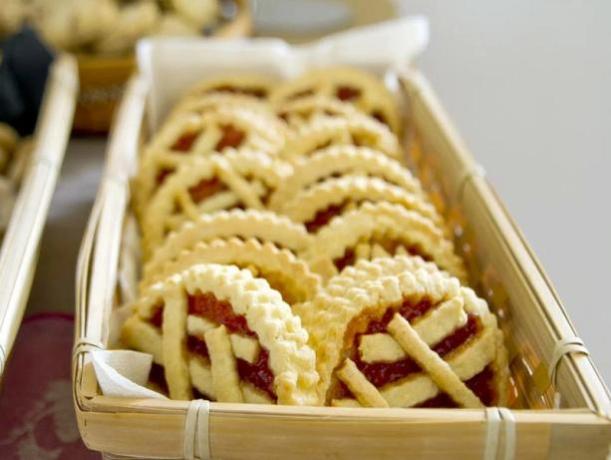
top-left (73, 37), bottom-right (611, 458)
top-left (73, 0), bottom-right (252, 134)
top-left (0, 55), bottom-right (78, 381)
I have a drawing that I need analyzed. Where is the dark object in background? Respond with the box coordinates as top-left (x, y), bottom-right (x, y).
top-left (0, 27), bottom-right (54, 136)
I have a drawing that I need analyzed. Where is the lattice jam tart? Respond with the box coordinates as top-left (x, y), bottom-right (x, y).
top-left (270, 67), bottom-right (401, 134)
top-left (268, 145), bottom-right (426, 212)
top-left (303, 202), bottom-right (466, 281)
top-left (135, 108), bottom-right (285, 213)
top-left (140, 237), bottom-right (321, 306)
top-left (277, 175), bottom-right (444, 233)
top-left (281, 114), bottom-right (402, 163)
top-left (122, 263), bottom-right (319, 405)
top-left (141, 152), bottom-right (289, 254)
top-left (142, 209), bottom-right (313, 280)
top-left (302, 256), bottom-right (508, 408)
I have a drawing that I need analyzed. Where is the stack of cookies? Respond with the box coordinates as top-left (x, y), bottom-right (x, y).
top-left (122, 67), bottom-right (509, 408)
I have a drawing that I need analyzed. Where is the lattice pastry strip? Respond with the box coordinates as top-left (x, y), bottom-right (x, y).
top-left (278, 175), bottom-right (444, 234)
top-left (300, 255), bottom-right (508, 408)
top-left (281, 115), bottom-right (402, 163)
top-left (141, 152), bottom-right (290, 255)
top-left (275, 96), bottom-right (360, 128)
top-left (182, 74), bottom-right (277, 101)
top-left (270, 66), bottom-right (402, 135)
top-left (143, 209), bottom-right (313, 282)
top-left (140, 237), bottom-right (321, 306)
top-left (268, 145), bottom-right (426, 211)
top-left (170, 93), bottom-right (275, 122)
top-left (303, 202), bottom-right (466, 281)
top-left (122, 263), bottom-right (320, 405)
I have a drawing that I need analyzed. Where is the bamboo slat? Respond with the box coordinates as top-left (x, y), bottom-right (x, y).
top-left (0, 55), bottom-right (78, 380)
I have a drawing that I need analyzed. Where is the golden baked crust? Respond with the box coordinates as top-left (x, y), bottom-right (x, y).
top-left (268, 145), bottom-right (425, 211)
top-left (277, 175), bottom-right (443, 231)
top-left (122, 263), bottom-right (320, 405)
top-left (143, 209), bottom-right (313, 279)
top-left (141, 237), bottom-right (321, 306)
top-left (168, 92), bottom-right (285, 134)
top-left (281, 114), bottom-right (402, 163)
top-left (270, 66), bottom-right (401, 135)
top-left (140, 151), bottom-right (290, 255)
top-left (300, 255), bottom-right (507, 408)
top-left (182, 74), bottom-right (277, 100)
top-left (303, 202), bottom-right (466, 281)
top-left (274, 95), bottom-right (359, 127)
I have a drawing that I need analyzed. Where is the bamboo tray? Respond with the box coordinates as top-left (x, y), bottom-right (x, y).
top-left (73, 37), bottom-right (611, 458)
top-left (0, 55), bottom-right (78, 380)
top-left (73, 0), bottom-right (252, 134)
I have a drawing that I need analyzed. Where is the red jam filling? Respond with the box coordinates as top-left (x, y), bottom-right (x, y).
top-left (236, 349), bottom-right (276, 400)
top-left (355, 314), bottom-right (479, 388)
top-left (415, 366), bottom-right (496, 408)
top-left (150, 303), bottom-right (164, 329)
top-left (188, 292), bottom-right (253, 336)
top-left (149, 362), bottom-right (169, 394)
top-left (155, 167), bottom-right (175, 186)
top-left (333, 248), bottom-right (357, 272)
top-left (305, 203), bottom-right (345, 232)
top-left (371, 110), bottom-right (389, 127)
top-left (187, 335), bottom-right (210, 358)
top-left (171, 130), bottom-right (200, 152)
top-left (187, 177), bottom-right (227, 203)
top-left (336, 86), bottom-right (361, 101)
top-left (216, 124), bottom-right (246, 150)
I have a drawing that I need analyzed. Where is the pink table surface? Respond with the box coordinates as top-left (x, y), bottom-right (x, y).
top-left (0, 313), bottom-right (99, 459)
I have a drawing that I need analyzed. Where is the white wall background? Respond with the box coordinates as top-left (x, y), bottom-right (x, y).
top-left (398, 0), bottom-right (611, 382)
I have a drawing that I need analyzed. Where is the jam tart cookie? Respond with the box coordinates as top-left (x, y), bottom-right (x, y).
top-left (270, 67), bottom-right (401, 134)
top-left (140, 237), bottom-right (321, 305)
top-left (135, 112), bottom-right (284, 214)
top-left (141, 152), bottom-right (288, 253)
top-left (281, 114), bottom-right (402, 163)
top-left (122, 263), bottom-right (320, 405)
top-left (268, 145), bottom-right (425, 212)
top-left (303, 202), bottom-right (466, 281)
top-left (303, 256), bottom-right (508, 408)
top-left (277, 175), bottom-right (443, 233)
top-left (142, 209), bottom-right (313, 281)
top-left (183, 74), bottom-right (277, 101)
